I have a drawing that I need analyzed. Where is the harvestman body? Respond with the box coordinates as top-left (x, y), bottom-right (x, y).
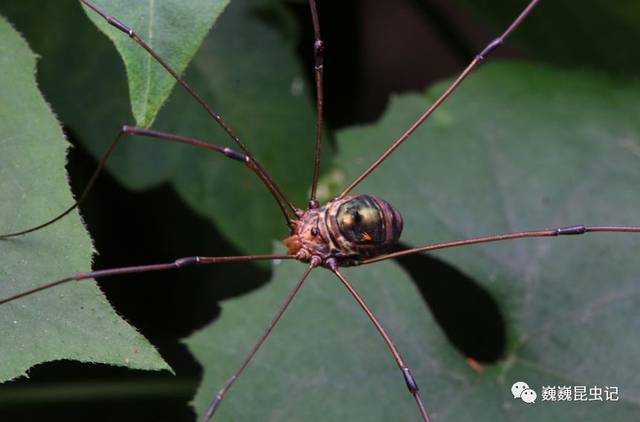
top-left (2, 0), bottom-right (639, 421)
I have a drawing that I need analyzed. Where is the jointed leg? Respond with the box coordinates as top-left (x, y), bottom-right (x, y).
top-left (0, 126), bottom-right (294, 239)
top-left (0, 254), bottom-right (295, 306)
top-left (332, 268), bottom-right (431, 422)
top-left (204, 258), bottom-right (320, 421)
top-left (79, 0), bottom-right (296, 214)
top-left (361, 225), bottom-right (640, 265)
top-left (339, 0), bottom-right (542, 197)
top-left (307, 0), bottom-right (325, 209)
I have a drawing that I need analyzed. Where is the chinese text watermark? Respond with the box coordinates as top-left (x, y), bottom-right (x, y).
top-left (511, 381), bottom-right (619, 404)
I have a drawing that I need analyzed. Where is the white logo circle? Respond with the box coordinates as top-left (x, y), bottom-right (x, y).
top-left (511, 381), bottom-right (530, 399)
top-left (521, 388), bottom-right (537, 403)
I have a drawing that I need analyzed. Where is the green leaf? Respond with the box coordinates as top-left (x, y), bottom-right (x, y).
top-left (186, 64), bottom-right (640, 420)
top-left (149, 0), bottom-right (321, 254)
top-left (6, 0), bottom-right (321, 256)
top-left (0, 15), bottom-right (169, 382)
top-left (82, 0), bottom-right (230, 128)
top-left (187, 255), bottom-right (448, 421)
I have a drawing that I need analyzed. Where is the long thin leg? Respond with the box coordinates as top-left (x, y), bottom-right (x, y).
top-left (0, 254), bottom-right (295, 306)
top-left (307, 0), bottom-right (325, 209)
top-left (78, 0), bottom-right (297, 216)
top-left (0, 126), bottom-right (294, 239)
top-left (204, 258), bottom-right (320, 421)
top-left (338, 0), bottom-right (541, 198)
top-left (361, 225), bottom-right (640, 265)
top-left (331, 268), bottom-right (430, 422)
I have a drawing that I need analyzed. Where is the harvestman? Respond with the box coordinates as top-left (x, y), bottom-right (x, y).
top-left (1, 0), bottom-right (639, 420)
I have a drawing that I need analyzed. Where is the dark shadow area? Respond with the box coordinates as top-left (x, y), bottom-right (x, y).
top-left (0, 362), bottom-right (194, 422)
top-left (290, 0), bottom-right (361, 128)
top-left (66, 129), bottom-right (271, 338)
top-left (395, 245), bottom-right (506, 363)
top-left (291, 0), bottom-right (525, 130)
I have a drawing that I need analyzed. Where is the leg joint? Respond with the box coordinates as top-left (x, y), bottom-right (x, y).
top-left (106, 16), bottom-right (134, 37)
top-left (314, 39), bottom-right (325, 68)
top-left (205, 395), bottom-right (223, 421)
top-left (477, 37), bottom-right (503, 60)
top-left (223, 147), bottom-right (249, 163)
top-left (175, 257), bottom-right (200, 267)
top-left (555, 225), bottom-right (587, 235)
top-left (402, 367), bottom-right (419, 393)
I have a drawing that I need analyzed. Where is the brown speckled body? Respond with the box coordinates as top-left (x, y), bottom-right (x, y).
top-left (283, 194), bottom-right (403, 267)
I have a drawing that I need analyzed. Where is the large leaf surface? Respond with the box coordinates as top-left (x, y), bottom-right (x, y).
top-left (187, 64), bottom-right (640, 420)
top-left (0, 15), bottom-right (169, 383)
